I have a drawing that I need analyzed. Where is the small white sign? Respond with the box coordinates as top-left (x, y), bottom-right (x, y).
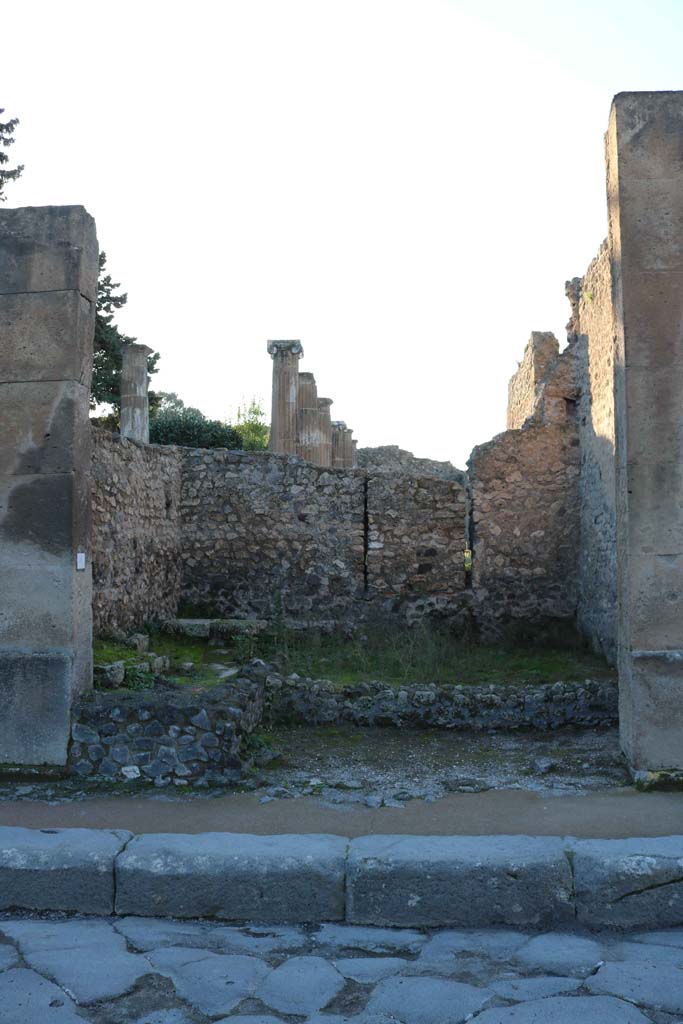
top-left (76, 552), bottom-right (86, 571)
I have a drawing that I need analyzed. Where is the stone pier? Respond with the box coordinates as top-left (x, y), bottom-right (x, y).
top-left (268, 340), bottom-right (303, 455)
top-left (0, 206), bottom-right (98, 767)
top-left (318, 398), bottom-right (333, 467)
top-left (343, 427), bottom-right (355, 469)
top-left (608, 92), bottom-right (683, 778)
top-left (297, 372), bottom-right (324, 464)
top-left (120, 343), bottom-right (154, 443)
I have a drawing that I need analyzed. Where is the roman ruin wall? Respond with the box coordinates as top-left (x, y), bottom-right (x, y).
top-left (91, 430), bottom-right (183, 634)
top-left (180, 448), bottom-right (366, 623)
top-left (469, 343), bottom-right (581, 641)
top-left (573, 242), bottom-right (618, 661)
top-left (506, 332), bottom-right (560, 430)
top-left (366, 471), bottom-right (468, 622)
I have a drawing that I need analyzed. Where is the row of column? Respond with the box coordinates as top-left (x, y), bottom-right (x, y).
top-left (267, 340), bottom-right (357, 468)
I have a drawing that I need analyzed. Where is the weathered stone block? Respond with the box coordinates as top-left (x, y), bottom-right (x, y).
top-left (0, 205), bottom-right (98, 300)
top-left (0, 380), bottom-right (91, 477)
top-left (0, 290), bottom-right (95, 387)
top-left (0, 653), bottom-right (73, 765)
top-left (0, 826), bottom-right (131, 914)
top-left (346, 835), bottom-right (573, 928)
top-left (115, 832), bottom-right (347, 921)
top-left (571, 836), bottom-right (683, 928)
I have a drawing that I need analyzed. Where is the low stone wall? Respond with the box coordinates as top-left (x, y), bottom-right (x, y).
top-left (357, 445), bottom-right (464, 481)
top-left (68, 678), bottom-right (264, 785)
top-left (261, 667), bottom-right (617, 730)
top-left (91, 430), bottom-right (182, 635)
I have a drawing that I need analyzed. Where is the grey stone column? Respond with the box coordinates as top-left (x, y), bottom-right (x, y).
top-left (351, 438), bottom-right (358, 469)
top-left (342, 428), bottom-right (355, 469)
top-left (297, 372), bottom-right (323, 464)
top-left (607, 92), bottom-right (683, 776)
top-left (0, 205), bottom-right (98, 767)
top-left (120, 343), bottom-right (154, 443)
top-left (331, 421), bottom-right (346, 469)
top-left (317, 398), bottom-right (333, 467)
top-left (267, 340), bottom-right (303, 454)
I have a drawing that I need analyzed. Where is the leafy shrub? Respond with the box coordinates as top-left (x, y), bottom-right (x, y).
top-left (149, 408), bottom-right (241, 449)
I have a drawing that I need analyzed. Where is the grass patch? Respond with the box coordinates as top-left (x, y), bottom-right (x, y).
top-left (221, 623), bottom-right (615, 688)
top-left (94, 622), bottom-right (616, 690)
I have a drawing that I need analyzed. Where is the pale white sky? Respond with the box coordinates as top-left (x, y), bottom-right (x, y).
top-left (4, 0), bottom-right (683, 466)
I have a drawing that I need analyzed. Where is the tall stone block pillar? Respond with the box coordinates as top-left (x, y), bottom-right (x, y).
top-left (0, 206), bottom-right (98, 767)
top-left (297, 372), bottom-right (323, 464)
top-left (318, 398), bottom-right (333, 467)
top-left (120, 343), bottom-right (154, 443)
top-left (268, 340), bottom-right (303, 454)
top-left (607, 92), bottom-right (683, 777)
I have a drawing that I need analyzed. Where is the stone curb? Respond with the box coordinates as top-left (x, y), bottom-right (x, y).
top-left (2, 827), bottom-right (683, 929)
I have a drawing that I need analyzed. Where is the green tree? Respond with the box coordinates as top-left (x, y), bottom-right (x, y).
top-left (152, 392), bottom-right (203, 417)
top-left (92, 252), bottom-right (159, 414)
top-left (0, 108), bottom-right (23, 200)
top-left (234, 398), bottom-right (270, 450)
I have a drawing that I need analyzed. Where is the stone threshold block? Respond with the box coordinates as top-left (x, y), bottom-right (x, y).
top-left (570, 836), bottom-right (683, 928)
top-left (115, 832), bottom-right (348, 921)
top-left (0, 826), bottom-right (131, 915)
top-left (346, 835), bottom-right (574, 928)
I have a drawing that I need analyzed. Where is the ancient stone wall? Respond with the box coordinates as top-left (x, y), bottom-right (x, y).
top-left (357, 446), bottom-right (464, 482)
top-left (366, 472), bottom-right (468, 622)
top-left (180, 449), bottom-right (366, 623)
top-left (91, 430), bottom-right (182, 634)
top-left (470, 345), bottom-right (581, 640)
top-left (506, 333), bottom-right (560, 430)
top-left (573, 242), bottom-right (618, 662)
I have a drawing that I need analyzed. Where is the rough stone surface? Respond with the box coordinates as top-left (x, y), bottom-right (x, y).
top-left (0, 826), bottom-right (130, 915)
top-left (507, 332), bottom-right (561, 430)
top-left (91, 430), bottom-right (182, 634)
top-left (469, 341), bottom-right (580, 642)
top-left (365, 975), bottom-right (491, 1023)
top-left (0, 967), bottom-right (85, 1024)
top-left (573, 242), bottom-right (618, 663)
top-left (256, 955), bottom-right (344, 1014)
top-left (473, 995), bottom-right (652, 1023)
top-left (346, 835), bottom-right (573, 927)
top-left (68, 681), bottom-right (264, 784)
top-left (572, 835), bottom-right (683, 928)
top-left (0, 205), bottom-right (97, 767)
top-left (116, 832), bottom-right (348, 921)
top-left (262, 666), bottom-right (617, 731)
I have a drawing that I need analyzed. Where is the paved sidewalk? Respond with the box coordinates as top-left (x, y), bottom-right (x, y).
top-left (2, 915), bottom-right (683, 1023)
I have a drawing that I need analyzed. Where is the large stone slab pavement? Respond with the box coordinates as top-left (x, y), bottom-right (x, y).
top-left (0, 914), bottom-right (683, 1022)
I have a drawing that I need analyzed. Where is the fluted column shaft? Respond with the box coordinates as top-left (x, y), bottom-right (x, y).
top-left (268, 340), bottom-right (303, 455)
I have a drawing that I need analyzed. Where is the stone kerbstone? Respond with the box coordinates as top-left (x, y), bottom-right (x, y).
top-left (346, 835), bottom-right (573, 928)
top-left (0, 826), bottom-right (131, 915)
top-left (115, 832), bottom-right (348, 921)
top-left (571, 836), bottom-right (683, 928)
top-left (0, 205), bottom-right (98, 300)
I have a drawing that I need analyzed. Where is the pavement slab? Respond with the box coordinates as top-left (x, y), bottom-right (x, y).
top-left (0, 967), bottom-right (86, 1024)
top-left (471, 995), bottom-right (653, 1023)
top-left (333, 957), bottom-right (407, 983)
top-left (512, 933), bottom-right (604, 976)
top-left (365, 974), bottom-right (492, 1023)
top-left (256, 955), bottom-right (345, 1014)
top-left (313, 923), bottom-right (426, 953)
top-left (586, 960), bottom-right (683, 1013)
top-left (490, 975), bottom-right (582, 1000)
top-left (145, 947), bottom-right (271, 1016)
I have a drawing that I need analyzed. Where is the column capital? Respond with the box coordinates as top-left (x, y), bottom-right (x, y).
top-left (331, 420), bottom-right (347, 429)
top-left (317, 397), bottom-right (333, 409)
top-left (267, 339), bottom-right (304, 358)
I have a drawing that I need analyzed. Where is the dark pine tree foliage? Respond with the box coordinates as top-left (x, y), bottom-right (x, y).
top-left (0, 108), bottom-right (24, 200)
top-left (92, 252), bottom-right (159, 413)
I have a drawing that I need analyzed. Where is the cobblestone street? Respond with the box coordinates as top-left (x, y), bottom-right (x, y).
top-left (4, 915), bottom-right (683, 1023)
